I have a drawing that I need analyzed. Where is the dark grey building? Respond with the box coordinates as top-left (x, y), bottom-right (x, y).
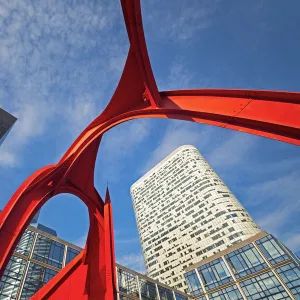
top-left (0, 107), bottom-right (17, 146)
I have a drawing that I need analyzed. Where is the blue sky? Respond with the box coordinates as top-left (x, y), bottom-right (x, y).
top-left (0, 0), bottom-right (300, 273)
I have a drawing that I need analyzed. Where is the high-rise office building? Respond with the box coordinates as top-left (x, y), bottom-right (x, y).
top-left (0, 107), bottom-right (17, 146)
top-left (184, 231), bottom-right (300, 299)
top-left (130, 145), bottom-right (261, 292)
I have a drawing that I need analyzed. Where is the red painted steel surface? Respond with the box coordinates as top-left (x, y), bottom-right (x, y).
top-left (0, 0), bottom-right (299, 299)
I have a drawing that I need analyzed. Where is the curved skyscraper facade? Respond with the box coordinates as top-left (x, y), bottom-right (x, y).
top-left (130, 145), bottom-right (261, 292)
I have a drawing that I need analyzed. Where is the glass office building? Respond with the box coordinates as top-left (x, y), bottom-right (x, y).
top-left (0, 107), bottom-right (17, 146)
top-left (184, 231), bottom-right (300, 299)
top-left (117, 264), bottom-right (190, 300)
top-left (0, 224), bottom-right (191, 300)
top-left (0, 225), bottom-right (81, 299)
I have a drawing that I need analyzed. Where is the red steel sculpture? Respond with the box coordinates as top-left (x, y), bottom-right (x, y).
top-left (0, 0), bottom-right (300, 299)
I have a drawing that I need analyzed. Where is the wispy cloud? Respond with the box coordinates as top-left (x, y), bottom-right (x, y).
top-left (158, 55), bottom-right (211, 91)
top-left (160, 58), bottom-right (195, 91)
top-left (102, 120), bottom-right (151, 154)
top-left (117, 253), bottom-right (146, 274)
top-left (0, 0), bottom-right (125, 167)
top-left (97, 119), bottom-right (152, 182)
top-left (0, 98), bottom-right (54, 166)
top-left (248, 172), bottom-right (300, 235)
top-left (285, 234), bottom-right (300, 253)
top-left (141, 121), bottom-right (213, 174)
top-left (62, 95), bottom-right (100, 139)
top-left (206, 131), bottom-right (257, 168)
top-left (72, 235), bottom-right (87, 249)
top-left (144, 0), bottom-right (220, 42)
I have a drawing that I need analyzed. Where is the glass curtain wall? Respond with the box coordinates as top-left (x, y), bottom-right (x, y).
top-left (0, 228), bottom-right (81, 300)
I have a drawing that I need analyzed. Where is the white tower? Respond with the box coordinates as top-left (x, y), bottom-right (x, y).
top-left (130, 145), bottom-right (261, 292)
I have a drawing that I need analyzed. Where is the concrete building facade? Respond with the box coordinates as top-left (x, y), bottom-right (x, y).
top-left (130, 145), bottom-right (261, 292)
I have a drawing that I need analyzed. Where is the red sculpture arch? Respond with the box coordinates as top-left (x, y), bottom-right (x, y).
top-left (0, 0), bottom-right (299, 299)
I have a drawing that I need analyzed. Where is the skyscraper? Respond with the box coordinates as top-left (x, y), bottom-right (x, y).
top-left (130, 145), bottom-right (261, 292)
top-left (0, 107), bottom-right (17, 146)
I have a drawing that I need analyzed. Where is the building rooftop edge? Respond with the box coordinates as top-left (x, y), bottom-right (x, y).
top-left (130, 144), bottom-right (198, 192)
top-left (0, 107), bottom-right (17, 122)
top-left (184, 230), bottom-right (268, 273)
top-left (27, 225), bottom-right (83, 252)
top-left (116, 263), bottom-right (189, 296)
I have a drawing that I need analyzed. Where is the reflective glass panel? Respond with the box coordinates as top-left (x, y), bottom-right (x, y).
top-left (184, 270), bottom-right (203, 296)
top-left (281, 243), bottom-right (300, 266)
top-left (119, 295), bottom-right (135, 300)
top-left (139, 278), bottom-right (158, 300)
top-left (276, 263), bottom-right (300, 299)
top-left (197, 258), bottom-right (233, 290)
top-left (15, 230), bottom-right (35, 257)
top-left (208, 284), bottom-right (243, 300)
top-left (32, 234), bottom-right (64, 268)
top-left (0, 256), bottom-right (27, 299)
top-left (225, 244), bottom-right (267, 278)
top-left (117, 267), bottom-right (139, 298)
top-left (158, 286), bottom-right (174, 300)
top-left (20, 262), bottom-right (57, 299)
top-left (65, 247), bottom-right (80, 265)
top-left (256, 235), bottom-right (289, 265)
top-left (240, 271), bottom-right (290, 300)
top-left (194, 296), bottom-right (206, 300)
top-left (174, 292), bottom-right (188, 300)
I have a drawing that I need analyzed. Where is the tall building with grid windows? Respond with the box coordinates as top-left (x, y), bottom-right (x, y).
top-left (130, 145), bottom-right (261, 292)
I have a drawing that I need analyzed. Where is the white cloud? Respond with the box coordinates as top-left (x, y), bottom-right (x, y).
top-left (97, 119), bottom-right (152, 182)
top-left (158, 55), bottom-right (211, 91)
top-left (0, 98), bottom-right (54, 166)
top-left (142, 121), bottom-right (212, 174)
top-left (102, 119), bottom-right (151, 154)
top-left (62, 95), bottom-right (99, 138)
top-left (72, 235), bottom-right (87, 249)
top-left (160, 60), bottom-right (195, 91)
top-left (117, 253), bottom-right (146, 274)
top-left (207, 131), bottom-right (257, 168)
top-left (144, 0), bottom-right (220, 42)
top-left (285, 234), bottom-right (300, 253)
top-left (0, 0), bottom-right (126, 167)
top-left (246, 172), bottom-right (300, 207)
top-left (252, 172), bottom-right (300, 235)
top-left (0, 152), bottom-right (17, 167)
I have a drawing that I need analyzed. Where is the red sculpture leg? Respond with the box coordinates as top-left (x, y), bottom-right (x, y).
top-left (104, 188), bottom-right (117, 300)
top-left (0, 0), bottom-right (300, 299)
top-left (32, 189), bottom-right (116, 300)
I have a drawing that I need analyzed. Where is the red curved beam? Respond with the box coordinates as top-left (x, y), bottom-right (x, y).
top-left (0, 0), bottom-right (299, 299)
